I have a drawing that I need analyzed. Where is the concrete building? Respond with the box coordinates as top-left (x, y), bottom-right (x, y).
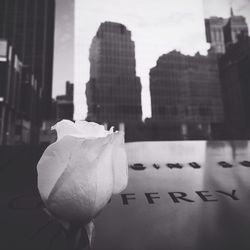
top-left (150, 50), bottom-right (224, 139)
top-left (205, 8), bottom-right (248, 54)
top-left (86, 22), bottom-right (142, 128)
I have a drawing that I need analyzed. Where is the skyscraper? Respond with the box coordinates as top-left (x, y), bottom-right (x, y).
top-left (219, 33), bottom-right (250, 138)
top-left (0, 0), bottom-right (55, 119)
top-left (86, 22), bottom-right (142, 126)
top-left (150, 50), bottom-right (224, 139)
top-left (0, 0), bottom-right (55, 144)
top-left (223, 12), bottom-right (248, 48)
top-left (205, 8), bottom-right (248, 54)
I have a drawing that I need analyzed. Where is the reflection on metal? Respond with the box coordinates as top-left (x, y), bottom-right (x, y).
top-left (126, 141), bottom-right (207, 165)
top-left (1, 141), bottom-right (250, 250)
top-left (0, 39), bottom-right (8, 58)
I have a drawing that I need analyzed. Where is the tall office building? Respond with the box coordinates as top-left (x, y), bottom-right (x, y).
top-left (150, 50), bottom-right (224, 139)
top-left (205, 8), bottom-right (248, 54)
top-left (223, 12), bottom-right (248, 48)
top-left (1, 39), bottom-right (25, 144)
top-left (86, 22), bottom-right (142, 126)
top-left (0, 0), bottom-right (55, 119)
top-left (219, 33), bottom-right (250, 138)
top-left (0, 0), bottom-right (55, 144)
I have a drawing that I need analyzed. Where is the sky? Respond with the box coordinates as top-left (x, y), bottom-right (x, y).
top-left (53, 0), bottom-right (250, 121)
top-left (53, 0), bottom-right (74, 97)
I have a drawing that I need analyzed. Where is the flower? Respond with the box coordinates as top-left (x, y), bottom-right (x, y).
top-left (37, 120), bottom-right (128, 248)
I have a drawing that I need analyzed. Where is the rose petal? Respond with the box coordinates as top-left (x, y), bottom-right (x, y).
top-left (37, 136), bottom-right (83, 202)
top-left (52, 120), bottom-right (113, 141)
top-left (111, 132), bottom-right (128, 194)
top-left (37, 120), bottom-right (128, 227)
top-left (74, 120), bottom-right (113, 138)
top-left (46, 135), bottom-right (114, 223)
top-left (92, 138), bottom-right (114, 215)
top-left (51, 120), bottom-right (83, 140)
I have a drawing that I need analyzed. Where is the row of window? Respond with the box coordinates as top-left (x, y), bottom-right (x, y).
top-left (89, 104), bottom-right (142, 115)
top-left (153, 105), bottom-right (219, 117)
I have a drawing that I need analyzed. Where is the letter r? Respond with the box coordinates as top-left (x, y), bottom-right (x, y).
top-left (168, 192), bottom-right (195, 203)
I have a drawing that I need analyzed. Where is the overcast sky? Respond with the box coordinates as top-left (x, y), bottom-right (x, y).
top-left (53, 0), bottom-right (250, 121)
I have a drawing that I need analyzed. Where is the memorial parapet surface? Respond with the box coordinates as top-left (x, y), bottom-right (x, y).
top-left (0, 141), bottom-right (250, 250)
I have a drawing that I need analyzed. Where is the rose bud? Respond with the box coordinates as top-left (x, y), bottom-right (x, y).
top-left (37, 120), bottom-right (128, 249)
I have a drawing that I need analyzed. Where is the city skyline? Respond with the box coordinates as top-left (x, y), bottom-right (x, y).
top-left (53, 0), bottom-right (250, 120)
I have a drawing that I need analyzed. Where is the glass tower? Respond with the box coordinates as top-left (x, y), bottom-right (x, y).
top-left (86, 22), bottom-right (142, 125)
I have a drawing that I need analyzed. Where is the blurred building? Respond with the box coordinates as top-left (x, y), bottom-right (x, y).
top-left (56, 81), bottom-right (74, 121)
top-left (205, 8), bottom-right (248, 54)
top-left (39, 81), bottom-right (74, 145)
top-left (205, 17), bottom-right (228, 54)
top-left (219, 34), bottom-right (250, 138)
top-left (0, 39), bottom-right (40, 144)
top-left (0, 0), bottom-right (55, 144)
top-left (86, 22), bottom-right (142, 129)
top-left (149, 50), bottom-right (224, 140)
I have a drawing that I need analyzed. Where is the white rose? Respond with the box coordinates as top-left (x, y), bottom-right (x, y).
top-left (37, 120), bottom-right (128, 248)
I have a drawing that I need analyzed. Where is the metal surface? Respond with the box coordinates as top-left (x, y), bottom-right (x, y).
top-left (0, 141), bottom-right (250, 249)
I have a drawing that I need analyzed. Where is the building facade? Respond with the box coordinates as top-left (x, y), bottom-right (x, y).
top-left (223, 14), bottom-right (248, 48)
top-left (205, 17), bottom-right (228, 54)
top-left (0, 0), bottom-right (55, 119)
top-left (86, 22), bottom-right (142, 127)
top-left (219, 34), bottom-right (250, 138)
top-left (205, 8), bottom-right (248, 54)
top-left (56, 81), bottom-right (74, 121)
top-left (150, 50), bottom-right (224, 139)
top-left (39, 81), bottom-right (74, 145)
top-left (0, 0), bottom-right (55, 144)
top-left (0, 39), bottom-right (40, 144)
